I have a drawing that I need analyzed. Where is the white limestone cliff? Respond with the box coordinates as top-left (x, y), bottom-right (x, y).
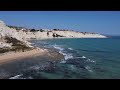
top-left (0, 20), bottom-right (33, 48)
top-left (21, 30), bottom-right (106, 39)
top-left (0, 20), bottom-right (107, 48)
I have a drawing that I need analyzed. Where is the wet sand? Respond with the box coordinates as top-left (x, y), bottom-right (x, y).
top-left (0, 48), bottom-right (48, 64)
top-left (0, 47), bottom-right (64, 79)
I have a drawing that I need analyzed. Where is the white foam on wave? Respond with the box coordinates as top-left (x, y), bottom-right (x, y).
top-left (70, 65), bottom-right (76, 70)
top-left (9, 74), bottom-right (23, 79)
top-left (52, 44), bottom-right (74, 61)
top-left (82, 56), bottom-right (87, 58)
top-left (53, 44), bottom-right (64, 51)
top-left (86, 59), bottom-right (96, 63)
top-left (28, 76), bottom-right (33, 79)
top-left (59, 51), bottom-right (73, 60)
top-left (65, 54), bottom-right (74, 60)
top-left (68, 48), bottom-right (73, 50)
top-left (75, 56), bottom-right (87, 59)
top-left (85, 66), bottom-right (93, 72)
top-left (76, 56), bottom-right (96, 63)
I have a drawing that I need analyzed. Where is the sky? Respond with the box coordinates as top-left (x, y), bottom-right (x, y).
top-left (0, 11), bottom-right (120, 35)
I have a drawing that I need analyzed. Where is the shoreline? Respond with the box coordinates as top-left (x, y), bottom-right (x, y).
top-left (0, 48), bottom-right (48, 64)
top-left (28, 37), bottom-right (108, 41)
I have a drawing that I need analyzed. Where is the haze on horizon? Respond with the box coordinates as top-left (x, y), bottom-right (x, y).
top-left (0, 11), bottom-right (120, 36)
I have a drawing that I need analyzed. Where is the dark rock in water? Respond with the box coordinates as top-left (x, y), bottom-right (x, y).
top-left (63, 58), bottom-right (88, 71)
top-left (64, 70), bottom-right (70, 74)
top-left (75, 65), bottom-right (86, 70)
top-left (66, 60), bottom-right (77, 65)
top-left (42, 62), bottom-right (56, 73)
top-left (27, 61), bottom-right (57, 73)
top-left (0, 74), bottom-right (10, 79)
top-left (47, 50), bottom-right (64, 61)
top-left (66, 59), bottom-right (85, 65)
top-left (22, 70), bottom-right (47, 79)
top-left (0, 70), bottom-right (11, 79)
top-left (22, 69), bottom-right (37, 76)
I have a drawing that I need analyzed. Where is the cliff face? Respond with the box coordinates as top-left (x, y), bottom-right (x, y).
top-left (22, 30), bottom-right (106, 39)
top-left (0, 20), bottom-right (107, 43)
top-left (0, 20), bottom-right (33, 49)
top-left (0, 20), bottom-right (107, 49)
top-left (0, 21), bottom-right (27, 43)
top-left (49, 30), bottom-right (106, 38)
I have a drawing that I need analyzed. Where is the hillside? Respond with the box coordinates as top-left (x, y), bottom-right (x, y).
top-left (0, 20), bottom-right (33, 53)
top-left (4, 24), bottom-right (106, 39)
top-left (0, 20), bottom-right (107, 51)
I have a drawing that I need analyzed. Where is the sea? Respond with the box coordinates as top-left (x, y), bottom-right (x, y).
top-left (0, 36), bottom-right (120, 79)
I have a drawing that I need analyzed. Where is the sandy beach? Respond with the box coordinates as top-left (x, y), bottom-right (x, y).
top-left (0, 48), bottom-right (48, 64)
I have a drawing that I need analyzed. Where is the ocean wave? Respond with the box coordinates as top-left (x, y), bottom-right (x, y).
top-left (9, 74), bottom-right (23, 79)
top-left (41, 42), bottom-right (48, 44)
top-left (70, 65), bottom-right (76, 70)
top-left (81, 56), bottom-right (86, 58)
top-left (75, 56), bottom-right (96, 63)
top-left (59, 51), bottom-right (73, 60)
top-left (86, 59), bottom-right (96, 63)
top-left (68, 48), bottom-right (73, 50)
top-left (64, 53), bottom-right (74, 60)
top-left (52, 44), bottom-right (64, 51)
top-left (85, 66), bottom-right (93, 72)
top-left (75, 56), bottom-right (87, 59)
top-left (52, 44), bottom-right (74, 60)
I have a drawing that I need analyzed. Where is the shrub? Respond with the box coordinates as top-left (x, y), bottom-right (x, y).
top-left (3, 36), bottom-right (31, 53)
top-left (30, 29), bottom-right (36, 32)
top-left (40, 29), bottom-right (44, 32)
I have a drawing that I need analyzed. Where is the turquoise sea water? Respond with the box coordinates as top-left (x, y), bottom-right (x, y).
top-left (0, 36), bottom-right (120, 79)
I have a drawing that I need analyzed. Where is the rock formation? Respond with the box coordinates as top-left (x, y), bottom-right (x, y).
top-left (0, 20), bottom-right (107, 49)
top-left (0, 20), bottom-right (33, 49)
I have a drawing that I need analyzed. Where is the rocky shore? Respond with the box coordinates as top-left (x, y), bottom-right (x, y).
top-left (0, 20), bottom-right (106, 65)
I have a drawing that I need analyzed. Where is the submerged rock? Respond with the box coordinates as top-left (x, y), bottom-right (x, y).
top-left (47, 49), bottom-right (64, 61)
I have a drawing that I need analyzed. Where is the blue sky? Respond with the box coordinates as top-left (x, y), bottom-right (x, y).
top-left (0, 11), bottom-right (120, 35)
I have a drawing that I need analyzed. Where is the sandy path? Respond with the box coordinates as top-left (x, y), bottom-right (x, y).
top-left (0, 48), bottom-right (48, 64)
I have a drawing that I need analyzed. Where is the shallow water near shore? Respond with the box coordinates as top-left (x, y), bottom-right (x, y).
top-left (0, 36), bottom-right (120, 79)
